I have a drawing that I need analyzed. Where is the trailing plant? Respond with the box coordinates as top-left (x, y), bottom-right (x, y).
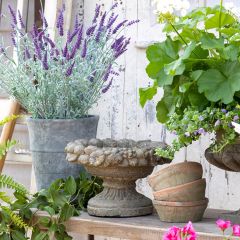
top-left (139, 0), bottom-right (240, 159)
top-left (0, 4), bottom-right (138, 119)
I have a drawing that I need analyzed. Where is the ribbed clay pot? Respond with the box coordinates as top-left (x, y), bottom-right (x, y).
top-left (148, 162), bottom-right (203, 191)
top-left (153, 198), bottom-right (208, 223)
top-left (153, 178), bottom-right (206, 202)
top-left (27, 116), bottom-right (99, 190)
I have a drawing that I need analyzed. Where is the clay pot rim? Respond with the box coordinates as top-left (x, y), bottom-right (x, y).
top-left (153, 198), bottom-right (208, 207)
top-left (148, 161), bottom-right (202, 181)
top-left (153, 178), bottom-right (206, 196)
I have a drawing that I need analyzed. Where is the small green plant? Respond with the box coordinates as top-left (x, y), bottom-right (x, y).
top-left (140, 0), bottom-right (240, 159)
top-left (0, 114), bottom-right (103, 239)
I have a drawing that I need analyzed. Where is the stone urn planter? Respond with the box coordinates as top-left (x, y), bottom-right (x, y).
top-left (65, 138), bottom-right (170, 217)
top-left (205, 137), bottom-right (240, 223)
top-left (27, 116), bottom-right (99, 190)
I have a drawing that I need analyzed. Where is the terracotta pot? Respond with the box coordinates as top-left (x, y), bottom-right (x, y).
top-left (148, 162), bottom-right (203, 191)
top-left (153, 178), bottom-right (206, 202)
top-left (153, 198), bottom-right (208, 223)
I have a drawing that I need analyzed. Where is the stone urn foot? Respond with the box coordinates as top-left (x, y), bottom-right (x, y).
top-left (65, 138), bottom-right (170, 217)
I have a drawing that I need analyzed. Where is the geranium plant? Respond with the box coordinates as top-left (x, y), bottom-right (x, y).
top-left (140, 0), bottom-right (240, 159)
top-left (163, 219), bottom-right (240, 239)
top-left (0, 4), bottom-right (138, 119)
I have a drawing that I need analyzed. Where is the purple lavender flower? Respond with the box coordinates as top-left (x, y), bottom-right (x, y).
top-left (62, 44), bottom-right (68, 58)
top-left (114, 48), bottom-right (127, 59)
top-left (18, 10), bottom-right (25, 28)
top-left (34, 41), bottom-right (42, 60)
top-left (32, 24), bottom-right (39, 38)
top-left (86, 24), bottom-right (97, 36)
top-left (93, 4), bottom-right (101, 23)
top-left (68, 28), bottom-right (79, 43)
top-left (214, 119), bottom-right (221, 127)
top-left (112, 20), bottom-right (128, 34)
top-left (102, 78), bottom-right (113, 93)
top-left (107, 14), bottom-right (118, 29)
top-left (66, 61), bottom-right (75, 77)
top-left (197, 128), bottom-right (206, 135)
top-left (42, 51), bottom-right (49, 70)
top-left (111, 36), bottom-right (125, 50)
top-left (81, 39), bottom-right (87, 58)
top-left (95, 12), bottom-right (107, 42)
top-left (221, 109), bottom-right (227, 113)
top-left (69, 46), bottom-right (77, 60)
top-left (39, 10), bottom-right (48, 28)
top-left (11, 34), bottom-right (16, 47)
top-left (110, 70), bottom-right (120, 76)
top-left (74, 15), bottom-right (79, 30)
top-left (127, 19), bottom-right (140, 26)
top-left (44, 36), bottom-right (55, 48)
top-left (103, 65), bottom-right (112, 81)
top-left (55, 49), bottom-right (60, 56)
top-left (8, 5), bottom-right (17, 25)
top-left (75, 25), bottom-right (83, 49)
top-left (233, 115), bottom-right (239, 122)
top-left (110, 2), bottom-right (118, 10)
top-left (25, 48), bottom-right (31, 59)
top-left (57, 10), bottom-right (64, 36)
top-left (184, 132), bottom-right (190, 137)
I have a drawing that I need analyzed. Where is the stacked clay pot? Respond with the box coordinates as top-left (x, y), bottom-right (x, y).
top-left (148, 162), bottom-right (208, 222)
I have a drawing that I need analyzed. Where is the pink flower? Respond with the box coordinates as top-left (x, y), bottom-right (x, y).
top-left (216, 219), bottom-right (231, 232)
top-left (233, 225), bottom-right (240, 237)
top-left (182, 222), bottom-right (197, 240)
top-left (163, 226), bottom-right (181, 240)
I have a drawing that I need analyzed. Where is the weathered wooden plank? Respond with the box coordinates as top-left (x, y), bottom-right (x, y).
top-left (36, 209), bottom-right (234, 240)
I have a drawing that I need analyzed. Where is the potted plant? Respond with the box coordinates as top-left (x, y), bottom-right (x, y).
top-left (0, 4), bottom-right (137, 190)
top-left (140, 0), bottom-right (240, 163)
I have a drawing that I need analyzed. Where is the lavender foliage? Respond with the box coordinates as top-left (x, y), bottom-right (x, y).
top-left (0, 4), bottom-right (139, 119)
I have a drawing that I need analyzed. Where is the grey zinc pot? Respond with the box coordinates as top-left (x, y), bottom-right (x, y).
top-left (27, 116), bottom-right (99, 190)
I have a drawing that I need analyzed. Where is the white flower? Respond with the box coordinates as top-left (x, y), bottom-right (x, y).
top-left (152, 0), bottom-right (190, 16)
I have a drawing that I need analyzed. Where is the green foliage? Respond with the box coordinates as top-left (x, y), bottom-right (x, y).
top-left (0, 175), bottom-right (29, 195)
top-left (140, 1), bottom-right (240, 159)
top-left (0, 173), bottom-right (103, 239)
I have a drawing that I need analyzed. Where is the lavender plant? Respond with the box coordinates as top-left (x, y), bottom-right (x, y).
top-left (0, 4), bottom-right (138, 119)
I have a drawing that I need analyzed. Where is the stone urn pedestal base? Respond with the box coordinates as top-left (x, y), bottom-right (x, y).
top-left (65, 139), bottom-right (169, 217)
top-left (86, 166), bottom-right (153, 217)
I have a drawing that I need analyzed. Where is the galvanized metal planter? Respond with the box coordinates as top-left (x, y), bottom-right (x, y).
top-left (27, 116), bottom-right (99, 190)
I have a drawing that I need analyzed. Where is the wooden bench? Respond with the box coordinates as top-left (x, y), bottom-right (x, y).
top-left (37, 209), bottom-right (232, 240)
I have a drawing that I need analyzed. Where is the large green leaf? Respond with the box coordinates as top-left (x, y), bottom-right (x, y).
top-left (146, 38), bottom-right (181, 82)
top-left (139, 84), bottom-right (157, 107)
top-left (156, 87), bottom-right (176, 123)
top-left (197, 61), bottom-right (240, 103)
top-left (205, 12), bottom-right (235, 29)
top-left (164, 59), bottom-right (185, 76)
top-left (64, 176), bottom-right (76, 195)
top-left (156, 69), bottom-right (174, 87)
top-left (201, 33), bottom-right (224, 49)
top-left (222, 45), bottom-right (239, 61)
